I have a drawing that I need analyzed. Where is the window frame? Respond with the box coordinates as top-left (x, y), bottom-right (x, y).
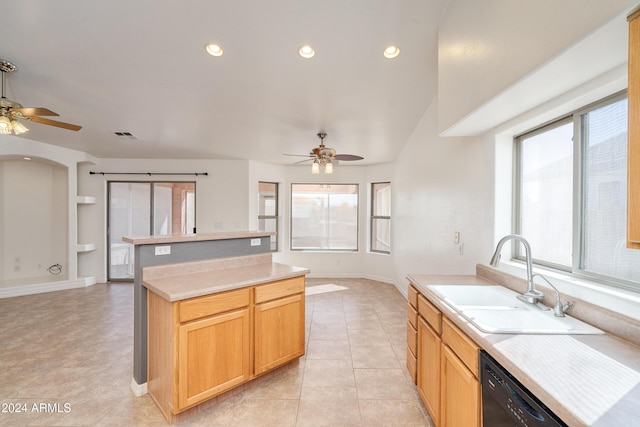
top-left (289, 183), bottom-right (360, 252)
top-left (370, 181), bottom-right (391, 254)
top-left (258, 181), bottom-right (279, 252)
top-left (514, 90), bottom-right (638, 289)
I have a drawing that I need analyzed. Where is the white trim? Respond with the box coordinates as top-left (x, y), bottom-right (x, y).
top-left (130, 378), bottom-right (147, 397)
top-left (0, 276), bottom-right (97, 299)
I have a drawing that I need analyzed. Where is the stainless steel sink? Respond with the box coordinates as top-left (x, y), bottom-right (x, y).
top-left (427, 285), bottom-right (603, 335)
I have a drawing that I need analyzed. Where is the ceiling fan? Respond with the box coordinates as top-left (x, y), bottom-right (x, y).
top-left (0, 59), bottom-right (82, 135)
top-left (284, 132), bottom-right (364, 174)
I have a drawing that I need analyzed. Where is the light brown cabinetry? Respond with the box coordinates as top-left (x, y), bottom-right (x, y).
top-left (148, 276), bottom-right (305, 422)
top-left (406, 285), bottom-right (419, 383)
top-left (408, 284), bottom-right (481, 427)
top-left (440, 318), bottom-right (480, 427)
top-left (178, 307), bottom-right (250, 409)
top-left (417, 315), bottom-right (441, 424)
top-left (628, 9), bottom-right (640, 249)
top-left (254, 277), bottom-right (305, 375)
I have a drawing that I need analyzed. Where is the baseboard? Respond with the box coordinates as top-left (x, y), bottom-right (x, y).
top-left (0, 276), bottom-right (97, 299)
top-left (130, 378), bottom-right (147, 397)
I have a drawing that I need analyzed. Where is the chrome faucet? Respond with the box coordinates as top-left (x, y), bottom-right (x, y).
top-left (532, 274), bottom-right (573, 317)
top-left (490, 234), bottom-right (545, 304)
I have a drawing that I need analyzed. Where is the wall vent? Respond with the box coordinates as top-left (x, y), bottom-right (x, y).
top-left (113, 131), bottom-right (139, 140)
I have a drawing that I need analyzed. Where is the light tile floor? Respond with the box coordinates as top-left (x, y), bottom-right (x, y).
top-left (0, 278), bottom-right (432, 426)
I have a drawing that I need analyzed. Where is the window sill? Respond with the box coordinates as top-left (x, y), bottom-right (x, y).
top-left (485, 261), bottom-right (640, 322)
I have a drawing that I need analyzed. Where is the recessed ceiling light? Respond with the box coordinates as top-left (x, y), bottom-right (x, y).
top-left (298, 45), bottom-right (315, 59)
top-left (22, 157), bottom-right (31, 161)
top-left (205, 43), bottom-right (224, 57)
top-left (383, 46), bottom-right (400, 59)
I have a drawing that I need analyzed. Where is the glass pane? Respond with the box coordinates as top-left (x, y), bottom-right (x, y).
top-left (259, 218), bottom-right (277, 251)
top-left (372, 182), bottom-right (391, 216)
top-left (371, 218), bottom-right (390, 253)
top-left (186, 191), bottom-right (195, 234)
top-left (291, 184), bottom-right (358, 251)
top-left (109, 182), bottom-right (150, 280)
top-left (259, 182), bottom-right (277, 216)
top-left (581, 97), bottom-right (640, 282)
top-left (371, 182), bottom-right (391, 253)
top-left (520, 121), bottom-right (573, 267)
top-left (153, 184), bottom-right (173, 235)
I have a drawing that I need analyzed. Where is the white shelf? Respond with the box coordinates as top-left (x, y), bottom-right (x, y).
top-left (76, 196), bottom-right (96, 204)
top-left (77, 243), bottom-right (96, 253)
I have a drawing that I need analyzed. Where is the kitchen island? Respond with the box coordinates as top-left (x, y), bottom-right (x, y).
top-left (142, 252), bottom-right (309, 423)
top-left (123, 231), bottom-right (285, 395)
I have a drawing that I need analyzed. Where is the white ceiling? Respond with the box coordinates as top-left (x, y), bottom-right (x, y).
top-left (0, 0), bottom-right (446, 165)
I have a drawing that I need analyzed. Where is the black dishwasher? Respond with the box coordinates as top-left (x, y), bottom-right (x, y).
top-left (480, 351), bottom-right (567, 427)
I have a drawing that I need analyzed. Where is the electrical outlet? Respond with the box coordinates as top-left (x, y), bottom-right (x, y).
top-left (250, 238), bottom-right (261, 247)
top-left (155, 245), bottom-right (171, 255)
top-left (14, 264), bottom-right (20, 272)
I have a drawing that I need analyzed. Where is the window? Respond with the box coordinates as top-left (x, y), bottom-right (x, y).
top-left (371, 182), bottom-right (391, 253)
top-left (108, 181), bottom-right (196, 281)
top-left (258, 182), bottom-right (278, 251)
top-left (516, 118), bottom-right (573, 269)
top-left (516, 92), bottom-right (640, 286)
top-left (579, 96), bottom-right (640, 283)
top-left (290, 184), bottom-right (359, 251)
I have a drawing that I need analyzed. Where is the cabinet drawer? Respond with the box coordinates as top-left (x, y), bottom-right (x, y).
top-left (442, 317), bottom-right (480, 378)
top-left (407, 284), bottom-right (419, 309)
top-left (418, 294), bottom-right (441, 335)
top-left (255, 276), bottom-right (305, 304)
top-left (407, 303), bottom-right (418, 329)
top-left (179, 288), bottom-right (251, 323)
top-left (407, 320), bottom-right (417, 356)
top-left (406, 347), bottom-right (417, 384)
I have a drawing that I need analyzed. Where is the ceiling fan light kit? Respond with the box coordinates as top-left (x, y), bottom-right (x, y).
top-left (0, 58), bottom-right (82, 135)
top-left (283, 131), bottom-right (363, 174)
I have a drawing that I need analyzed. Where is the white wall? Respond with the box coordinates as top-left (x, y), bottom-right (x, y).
top-left (1, 159), bottom-right (67, 281)
top-left (77, 158), bottom-right (251, 282)
top-left (391, 98), bottom-right (494, 292)
top-left (0, 135), bottom-right (97, 294)
top-left (438, 0), bottom-right (636, 135)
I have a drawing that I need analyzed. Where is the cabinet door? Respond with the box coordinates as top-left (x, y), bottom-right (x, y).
top-left (628, 11), bottom-right (640, 249)
top-left (254, 293), bottom-right (305, 375)
top-left (440, 344), bottom-right (480, 427)
top-left (177, 308), bottom-right (250, 410)
top-left (417, 316), bottom-right (441, 426)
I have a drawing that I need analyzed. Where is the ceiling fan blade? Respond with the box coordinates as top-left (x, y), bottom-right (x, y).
top-left (13, 107), bottom-right (59, 117)
top-left (293, 158), bottom-right (314, 164)
top-left (334, 154), bottom-right (364, 161)
top-left (29, 116), bottom-right (82, 131)
top-left (283, 153), bottom-right (314, 158)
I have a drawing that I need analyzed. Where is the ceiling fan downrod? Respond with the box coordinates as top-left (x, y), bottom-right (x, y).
top-left (0, 59), bottom-right (17, 99)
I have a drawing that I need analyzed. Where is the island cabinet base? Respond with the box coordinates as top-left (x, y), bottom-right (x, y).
top-left (147, 276), bottom-right (306, 424)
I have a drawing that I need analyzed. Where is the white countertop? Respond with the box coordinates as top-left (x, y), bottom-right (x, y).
top-left (142, 254), bottom-right (309, 301)
top-left (407, 273), bottom-right (640, 427)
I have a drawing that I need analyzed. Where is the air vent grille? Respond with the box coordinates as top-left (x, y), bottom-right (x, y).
top-left (113, 131), bottom-right (139, 140)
